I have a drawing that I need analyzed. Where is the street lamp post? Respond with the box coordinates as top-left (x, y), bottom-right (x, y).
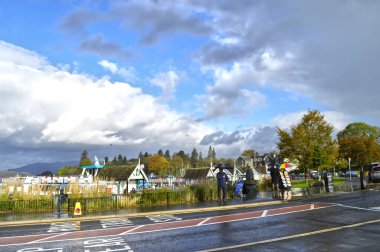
top-left (348, 157), bottom-right (352, 180)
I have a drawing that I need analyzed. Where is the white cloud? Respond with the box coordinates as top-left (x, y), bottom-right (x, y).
top-left (0, 41), bottom-right (211, 165)
top-left (98, 59), bottom-right (136, 81)
top-left (150, 70), bottom-right (179, 99)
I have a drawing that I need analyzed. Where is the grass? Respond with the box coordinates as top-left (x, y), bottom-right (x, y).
top-left (291, 178), bottom-right (347, 188)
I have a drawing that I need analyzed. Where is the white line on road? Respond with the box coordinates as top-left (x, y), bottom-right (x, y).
top-left (310, 204), bottom-right (315, 210)
top-left (334, 204), bottom-right (380, 212)
top-left (120, 225), bottom-right (145, 235)
top-left (261, 210), bottom-right (268, 217)
top-left (28, 232), bottom-right (71, 244)
top-left (197, 218), bottom-right (380, 252)
top-left (197, 217), bottom-right (211, 226)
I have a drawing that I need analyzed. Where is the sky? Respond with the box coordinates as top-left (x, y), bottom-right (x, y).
top-left (1, 0), bottom-right (380, 169)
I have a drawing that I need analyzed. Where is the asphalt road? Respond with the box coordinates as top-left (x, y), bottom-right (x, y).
top-left (1, 189), bottom-right (380, 251)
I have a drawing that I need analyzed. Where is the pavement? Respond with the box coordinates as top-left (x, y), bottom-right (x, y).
top-left (1, 178), bottom-right (379, 227)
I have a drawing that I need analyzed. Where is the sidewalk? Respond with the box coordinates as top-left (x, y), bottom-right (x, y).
top-left (2, 181), bottom-right (379, 226)
top-left (0, 191), bottom-right (281, 226)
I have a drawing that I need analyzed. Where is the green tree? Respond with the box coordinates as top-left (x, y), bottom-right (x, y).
top-left (170, 155), bottom-right (183, 177)
top-left (164, 150), bottom-right (171, 160)
top-left (190, 148), bottom-right (199, 168)
top-left (117, 154), bottom-right (123, 165)
top-left (158, 149), bottom-right (164, 156)
top-left (277, 110), bottom-right (337, 181)
top-left (80, 150), bottom-right (88, 162)
top-left (79, 157), bottom-right (92, 167)
top-left (338, 122), bottom-right (380, 188)
top-left (241, 150), bottom-right (258, 158)
top-left (112, 156), bottom-right (117, 165)
top-left (57, 166), bottom-right (81, 176)
top-left (123, 155), bottom-right (127, 165)
top-left (312, 145), bottom-right (323, 172)
top-left (104, 156), bottom-right (109, 164)
top-left (39, 170), bottom-right (53, 176)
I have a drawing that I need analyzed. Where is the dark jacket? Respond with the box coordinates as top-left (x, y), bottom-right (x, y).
top-left (217, 171), bottom-right (229, 187)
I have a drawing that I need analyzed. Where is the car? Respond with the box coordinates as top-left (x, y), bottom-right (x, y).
top-left (369, 165), bottom-right (380, 182)
top-left (345, 171), bottom-right (358, 177)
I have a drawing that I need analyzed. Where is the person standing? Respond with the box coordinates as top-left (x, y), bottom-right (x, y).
top-left (217, 168), bottom-right (230, 202)
top-left (270, 165), bottom-right (280, 199)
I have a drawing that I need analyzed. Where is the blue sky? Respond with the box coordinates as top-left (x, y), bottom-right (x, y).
top-left (1, 0), bottom-right (380, 168)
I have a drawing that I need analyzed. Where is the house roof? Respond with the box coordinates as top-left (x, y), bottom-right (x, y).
top-left (238, 156), bottom-right (252, 162)
top-left (98, 165), bottom-right (143, 181)
top-left (183, 168), bottom-right (211, 180)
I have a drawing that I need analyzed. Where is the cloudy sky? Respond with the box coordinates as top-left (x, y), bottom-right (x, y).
top-left (1, 0), bottom-right (379, 169)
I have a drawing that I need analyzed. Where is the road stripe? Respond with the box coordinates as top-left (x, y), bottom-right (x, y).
top-left (261, 210), bottom-right (268, 217)
top-left (120, 225), bottom-right (145, 235)
top-left (197, 217), bottom-right (211, 226)
top-left (198, 218), bottom-right (380, 252)
top-left (29, 232), bottom-right (70, 243)
top-left (335, 204), bottom-right (380, 212)
top-left (310, 204), bottom-right (315, 210)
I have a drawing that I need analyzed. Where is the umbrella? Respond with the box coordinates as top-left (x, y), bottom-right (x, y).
top-left (280, 163), bottom-right (291, 169)
top-left (214, 163), bottom-right (234, 170)
top-left (280, 163), bottom-right (296, 171)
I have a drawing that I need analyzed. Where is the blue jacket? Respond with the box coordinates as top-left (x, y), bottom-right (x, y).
top-left (217, 171), bottom-right (229, 187)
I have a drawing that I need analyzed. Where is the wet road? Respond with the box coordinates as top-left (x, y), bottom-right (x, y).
top-left (1, 189), bottom-right (380, 251)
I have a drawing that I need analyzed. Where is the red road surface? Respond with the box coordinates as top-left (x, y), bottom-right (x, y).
top-left (0, 203), bottom-right (333, 246)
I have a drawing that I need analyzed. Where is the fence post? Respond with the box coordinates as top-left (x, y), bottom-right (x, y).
top-left (166, 192), bottom-right (170, 206)
top-left (209, 189), bottom-right (213, 201)
top-left (67, 198), bottom-right (70, 216)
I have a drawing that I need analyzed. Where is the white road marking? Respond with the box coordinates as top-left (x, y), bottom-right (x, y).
top-left (147, 214), bottom-right (182, 223)
top-left (261, 210), bottom-right (268, 217)
top-left (197, 217), bottom-right (211, 226)
top-left (100, 218), bottom-right (134, 229)
top-left (83, 237), bottom-right (133, 252)
top-left (29, 232), bottom-right (69, 243)
top-left (47, 222), bottom-right (80, 233)
top-left (335, 203), bottom-right (380, 212)
top-left (17, 248), bottom-right (63, 252)
top-left (310, 204), bottom-right (315, 210)
top-left (197, 218), bottom-right (380, 252)
top-left (120, 225), bottom-right (145, 235)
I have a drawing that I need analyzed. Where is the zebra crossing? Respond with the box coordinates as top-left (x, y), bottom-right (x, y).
top-left (46, 214), bottom-right (183, 233)
top-left (48, 221), bottom-right (80, 233)
top-left (100, 218), bottom-right (134, 228)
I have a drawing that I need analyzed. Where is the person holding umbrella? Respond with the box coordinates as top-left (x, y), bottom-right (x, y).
top-left (216, 164), bottom-right (230, 202)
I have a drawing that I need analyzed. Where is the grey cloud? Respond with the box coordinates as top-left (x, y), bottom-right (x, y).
top-left (60, 8), bottom-right (102, 36)
top-left (246, 126), bottom-right (278, 154)
top-left (79, 34), bottom-right (130, 58)
top-left (200, 130), bottom-right (243, 145)
top-left (60, 1), bottom-right (213, 45)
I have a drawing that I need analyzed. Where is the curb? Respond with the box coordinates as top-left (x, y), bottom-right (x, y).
top-left (0, 200), bottom-right (284, 227)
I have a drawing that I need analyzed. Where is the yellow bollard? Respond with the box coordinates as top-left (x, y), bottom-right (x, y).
top-left (73, 201), bottom-right (82, 216)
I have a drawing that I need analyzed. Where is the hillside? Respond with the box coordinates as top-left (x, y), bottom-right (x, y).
top-left (8, 161), bottom-right (78, 175)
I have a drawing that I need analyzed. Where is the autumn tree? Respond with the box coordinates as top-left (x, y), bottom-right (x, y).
top-left (338, 122), bottom-right (380, 188)
top-left (277, 110), bottom-right (337, 180)
top-left (146, 154), bottom-right (169, 176)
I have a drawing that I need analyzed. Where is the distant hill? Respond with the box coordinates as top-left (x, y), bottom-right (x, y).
top-left (8, 161), bottom-right (78, 175)
top-left (0, 170), bottom-right (32, 178)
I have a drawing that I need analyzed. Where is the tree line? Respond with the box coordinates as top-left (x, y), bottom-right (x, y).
top-left (57, 109), bottom-right (380, 179)
top-left (277, 110), bottom-right (380, 180)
